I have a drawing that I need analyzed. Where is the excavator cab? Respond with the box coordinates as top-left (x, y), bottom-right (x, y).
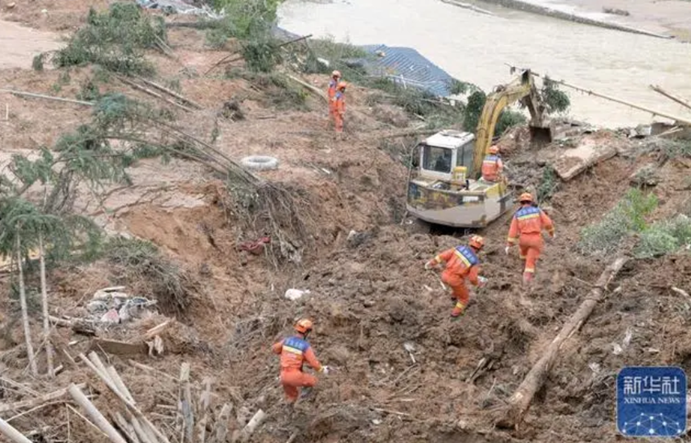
top-left (407, 130), bottom-right (510, 227)
top-left (406, 68), bottom-right (550, 228)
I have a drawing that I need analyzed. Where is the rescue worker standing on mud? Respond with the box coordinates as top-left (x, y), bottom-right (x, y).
top-left (425, 235), bottom-right (488, 318)
top-left (272, 319), bottom-right (330, 405)
top-left (327, 70), bottom-right (341, 101)
top-left (505, 192), bottom-right (555, 285)
top-left (481, 145), bottom-right (503, 182)
top-left (327, 70), bottom-right (341, 128)
top-left (332, 81), bottom-right (347, 133)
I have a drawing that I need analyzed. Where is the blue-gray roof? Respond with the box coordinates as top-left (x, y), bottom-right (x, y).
top-left (359, 44), bottom-right (455, 97)
top-left (272, 28), bottom-right (457, 97)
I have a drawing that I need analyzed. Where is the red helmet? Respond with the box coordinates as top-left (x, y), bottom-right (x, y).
top-left (337, 81), bottom-right (347, 90)
top-left (469, 235), bottom-right (484, 250)
top-left (295, 319), bottom-right (313, 334)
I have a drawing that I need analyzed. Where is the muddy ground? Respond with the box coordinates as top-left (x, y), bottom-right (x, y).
top-left (1, 3), bottom-right (691, 443)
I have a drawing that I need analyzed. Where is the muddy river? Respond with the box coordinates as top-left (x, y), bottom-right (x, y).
top-left (279, 0), bottom-right (691, 128)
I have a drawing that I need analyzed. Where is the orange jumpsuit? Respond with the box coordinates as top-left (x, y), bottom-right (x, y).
top-left (429, 245), bottom-right (482, 316)
top-left (272, 335), bottom-right (323, 403)
top-left (333, 91), bottom-right (345, 133)
top-left (507, 204), bottom-right (554, 281)
top-left (327, 79), bottom-right (338, 123)
top-left (481, 154), bottom-right (503, 182)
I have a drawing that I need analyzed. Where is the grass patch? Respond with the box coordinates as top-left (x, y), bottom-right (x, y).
top-left (635, 215), bottom-right (691, 258)
top-left (578, 188), bottom-right (658, 256)
top-left (52, 2), bottom-right (166, 75)
top-left (536, 165), bottom-right (559, 203)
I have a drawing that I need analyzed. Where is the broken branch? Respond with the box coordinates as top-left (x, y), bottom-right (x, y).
top-left (0, 89), bottom-right (93, 106)
top-left (68, 383), bottom-right (128, 443)
top-left (499, 256), bottom-right (628, 428)
top-left (0, 417), bottom-right (32, 443)
top-left (134, 76), bottom-right (203, 110)
top-left (0, 384), bottom-right (86, 414)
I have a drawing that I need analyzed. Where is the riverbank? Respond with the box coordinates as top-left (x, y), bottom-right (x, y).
top-left (279, 0), bottom-right (691, 128)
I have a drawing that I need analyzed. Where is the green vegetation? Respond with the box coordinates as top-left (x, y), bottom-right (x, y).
top-left (541, 76), bottom-right (571, 115)
top-left (536, 165), bottom-right (559, 203)
top-left (52, 3), bottom-right (166, 75)
top-left (578, 189), bottom-right (657, 256)
top-left (204, 0), bottom-right (285, 71)
top-left (578, 188), bottom-right (691, 258)
top-left (462, 90), bottom-right (526, 136)
top-left (635, 215), bottom-right (691, 258)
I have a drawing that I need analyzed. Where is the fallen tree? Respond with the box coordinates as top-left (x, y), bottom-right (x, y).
top-left (497, 256), bottom-right (628, 428)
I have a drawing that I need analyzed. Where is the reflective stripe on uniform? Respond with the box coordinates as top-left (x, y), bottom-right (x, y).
top-left (283, 346), bottom-right (303, 355)
top-left (453, 249), bottom-right (472, 268)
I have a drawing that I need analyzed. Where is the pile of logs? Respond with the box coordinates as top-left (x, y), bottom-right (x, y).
top-left (0, 352), bottom-right (266, 443)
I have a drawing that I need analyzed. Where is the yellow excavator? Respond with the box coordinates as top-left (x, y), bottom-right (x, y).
top-left (406, 69), bottom-right (552, 228)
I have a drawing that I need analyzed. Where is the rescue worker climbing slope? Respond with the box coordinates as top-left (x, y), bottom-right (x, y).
top-left (327, 70), bottom-right (341, 128)
top-left (272, 319), bottom-right (330, 404)
top-left (332, 82), bottom-right (347, 133)
top-left (505, 193), bottom-right (555, 284)
top-left (481, 145), bottom-right (503, 182)
top-left (425, 235), bottom-right (488, 318)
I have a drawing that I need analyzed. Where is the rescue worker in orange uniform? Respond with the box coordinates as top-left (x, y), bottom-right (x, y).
top-left (272, 319), bottom-right (330, 404)
top-left (327, 70), bottom-right (341, 100)
top-left (327, 70), bottom-right (341, 128)
top-left (332, 82), bottom-right (347, 133)
top-left (481, 145), bottom-right (503, 182)
top-left (425, 235), bottom-right (488, 318)
top-left (505, 192), bottom-right (555, 284)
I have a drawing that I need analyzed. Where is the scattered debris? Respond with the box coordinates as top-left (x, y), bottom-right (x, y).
top-left (499, 257), bottom-right (628, 428)
top-left (135, 0), bottom-right (224, 19)
top-left (284, 288), bottom-right (310, 301)
top-left (240, 156), bottom-right (280, 171)
top-left (238, 236), bottom-right (271, 255)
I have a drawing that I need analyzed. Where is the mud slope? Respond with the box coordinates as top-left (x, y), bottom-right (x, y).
top-left (0, 2), bottom-right (690, 443)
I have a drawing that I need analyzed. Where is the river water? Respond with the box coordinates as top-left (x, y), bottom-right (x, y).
top-left (279, 0), bottom-right (691, 128)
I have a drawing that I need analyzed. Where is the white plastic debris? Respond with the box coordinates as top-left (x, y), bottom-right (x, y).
top-left (372, 419), bottom-right (382, 425)
top-left (284, 289), bottom-right (310, 301)
top-left (588, 362), bottom-right (601, 373)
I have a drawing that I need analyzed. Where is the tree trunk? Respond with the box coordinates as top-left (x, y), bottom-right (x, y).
top-left (38, 233), bottom-right (54, 378)
top-left (499, 257), bottom-right (628, 428)
top-left (16, 234), bottom-right (37, 376)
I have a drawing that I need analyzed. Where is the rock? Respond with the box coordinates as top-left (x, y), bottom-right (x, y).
top-left (363, 299), bottom-right (375, 307)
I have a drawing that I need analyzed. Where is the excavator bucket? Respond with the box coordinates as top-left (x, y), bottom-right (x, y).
top-left (529, 124), bottom-right (553, 146)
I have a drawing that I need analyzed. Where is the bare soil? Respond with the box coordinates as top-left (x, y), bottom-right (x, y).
top-left (0, 5), bottom-right (690, 443)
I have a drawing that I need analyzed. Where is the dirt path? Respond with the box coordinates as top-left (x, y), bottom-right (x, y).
top-left (0, 18), bottom-right (61, 70)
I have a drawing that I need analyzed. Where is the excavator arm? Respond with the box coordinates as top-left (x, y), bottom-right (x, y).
top-left (471, 69), bottom-right (548, 178)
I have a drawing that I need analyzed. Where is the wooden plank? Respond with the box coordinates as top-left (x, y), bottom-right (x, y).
top-left (90, 339), bottom-right (147, 356)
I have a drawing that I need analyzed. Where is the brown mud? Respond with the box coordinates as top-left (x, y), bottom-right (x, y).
top-left (0, 4), bottom-right (690, 443)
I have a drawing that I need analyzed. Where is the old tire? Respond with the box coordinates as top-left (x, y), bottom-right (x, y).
top-left (240, 155), bottom-right (279, 171)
